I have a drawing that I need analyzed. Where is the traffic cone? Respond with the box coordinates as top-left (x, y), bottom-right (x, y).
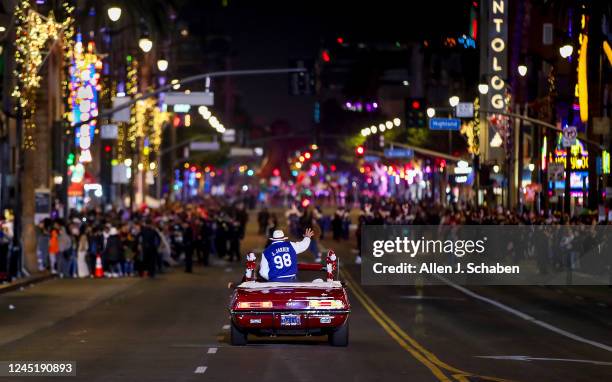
top-left (94, 254), bottom-right (104, 278)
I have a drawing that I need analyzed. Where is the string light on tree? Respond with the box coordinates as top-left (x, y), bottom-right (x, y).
top-left (13, 0), bottom-right (69, 149)
top-left (126, 56), bottom-right (139, 149)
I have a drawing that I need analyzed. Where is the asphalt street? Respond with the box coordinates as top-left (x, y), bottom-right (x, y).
top-left (0, 229), bottom-right (611, 381)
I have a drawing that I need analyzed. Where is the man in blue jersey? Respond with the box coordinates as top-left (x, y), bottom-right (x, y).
top-left (259, 228), bottom-right (314, 282)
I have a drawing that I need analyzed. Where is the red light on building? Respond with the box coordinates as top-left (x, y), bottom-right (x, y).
top-left (272, 168), bottom-right (280, 177)
top-left (337, 37), bottom-right (344, 44)
top-left (321, 50), bottom-right (331, 62)
top-left (104, 145), bottom-right (111, 152)
top-left (330, 164), bottom-right (337, 172)
top-left (190, 166), bottom-right (197, 172)
top-left (173, 115), bottom-right (181, 127)
top-left (301, 199), bottom-right (310, 208)
top-left (411, 100), bottom-right (421, 109)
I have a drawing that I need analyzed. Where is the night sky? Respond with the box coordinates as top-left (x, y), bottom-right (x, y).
top-left (181, 0), bottom-right (473, 132)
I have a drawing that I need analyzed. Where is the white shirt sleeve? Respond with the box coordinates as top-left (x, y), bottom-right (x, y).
top-left (259, 253), bottom-right (270, 280)
top-left (290, 237), bottom-right (311, 254)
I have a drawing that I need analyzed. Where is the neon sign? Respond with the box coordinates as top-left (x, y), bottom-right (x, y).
top-left (549, 134), bottom-right (588, 171)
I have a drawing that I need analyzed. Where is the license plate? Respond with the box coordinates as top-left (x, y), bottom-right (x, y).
top-left (280, 314), bottom-right (301, 326)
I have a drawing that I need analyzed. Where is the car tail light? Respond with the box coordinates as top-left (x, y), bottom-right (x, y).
top-left (236, 301), bottom-right (273, 309)
top-left (308, 300), bottom-right (344, 309)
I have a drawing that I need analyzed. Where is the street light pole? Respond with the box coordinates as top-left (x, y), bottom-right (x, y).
top-left (72, 68), bottom-right (307, 131)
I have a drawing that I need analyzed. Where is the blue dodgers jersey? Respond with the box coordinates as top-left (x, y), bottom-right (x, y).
top-left (263, 241), bottom-right (298, 281)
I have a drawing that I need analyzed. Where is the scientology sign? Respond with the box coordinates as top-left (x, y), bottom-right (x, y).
top-left (488, 0), bottom-right (508, 111)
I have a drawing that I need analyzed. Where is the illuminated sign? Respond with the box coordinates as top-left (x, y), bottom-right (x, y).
top-left (454, 160), bottom-right (473, 175)
top-left (549, 134), bottom-right (588, 171)
top-left (488, 0), bottom-right (508, 110)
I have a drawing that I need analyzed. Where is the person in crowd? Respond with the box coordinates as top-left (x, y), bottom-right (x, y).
top-left (48, 222), bottom-right (60, 274)
top-left (104, 226), bottom-right (124, 278)
top-left (57, 222), bottom-right (73, 278)
top-left (332, 207), bottom-right (345, 241)
top-left (182, 220), bottom-right (195, 272)
top-left (120, 224), bottom-right (137, 277)
top-left (139, 219), bottom-right (161, 278)
top-left (214, 211), bottom-right (229, 259)
top-left (76, 225), bottom-right (90, 278)
top-left (257, 207), bottom-right (270, 235)
top-left (197, 216), bottom-right (212, 266)
top-left (286, 203), bottom-right (301, 238)
top-left (35, 220), bottom-right (50, 272)
top-left (157, 223), bottom-right (174, 268)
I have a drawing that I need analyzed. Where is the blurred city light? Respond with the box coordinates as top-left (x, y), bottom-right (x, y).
top-left (157, 59), bottom-right (168, 71)
top-left (559, 43), bottom-right (573, 58)
top-left (138, 37), bottom-right (153, 53)
top-left (107, 6), bottom-right (122, 22)
top-left (478, 83), bottom-right (489, 95)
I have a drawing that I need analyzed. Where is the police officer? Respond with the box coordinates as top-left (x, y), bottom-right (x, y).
top-left (259, 228), bottom-right (314, 282)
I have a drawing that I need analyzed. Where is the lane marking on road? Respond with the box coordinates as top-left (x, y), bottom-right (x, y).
top-left (475, 355), bottom-right (612, 366)
top-left (436, 275), bottom-right (612, 353)
top-left (171, 343), bottom-right (225, 348)
top-left (222, 324), bottom-right (230, 330)
top-left (341, 274), bottom-right (452, 382)
top-left (194, 366), bottom-right (208, 374)
top-left (398, 295), bottom-right (466, 301)
top-left (207, 347), bottom-right (218, 354)
top-left (342, 270), bottom-right (512, 382)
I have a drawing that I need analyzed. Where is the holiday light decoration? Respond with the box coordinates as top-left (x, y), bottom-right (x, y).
top-left (134, 99), bottom-right (156, 171)
top-left (69, 33), bottom-right (102, 163)
top-left (61, 1), bottom-right (75, 124)
top-left (126, 56), bottom-right (139, 149)
top-left (116, 123), bottom-right (127, 162)
top-left (152, 107), bottom-right (169, 147)
top-left (460, 98), bottom-right (480, 155)
top-left (13, 0), bottom-right (71, 149)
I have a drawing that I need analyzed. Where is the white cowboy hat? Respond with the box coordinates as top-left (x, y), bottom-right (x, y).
top-left (269, 229), bottom-right (288, 241)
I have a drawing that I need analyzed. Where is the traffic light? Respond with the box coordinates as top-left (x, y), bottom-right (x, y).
top-left (289, 59), bottom-right (313, 95)
top-left (321, 49), bottom-right (331, 62)
top-left (405, 98), bottom-right (426, 128)
top-left (66, 153), bottom-right (75, 166)
top-left (356, 145), bottom-right (365, 156)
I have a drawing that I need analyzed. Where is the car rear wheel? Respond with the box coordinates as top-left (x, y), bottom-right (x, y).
top-left (329, 322), bottom-right (349, 347)
top-left (230, 322), bottom-right (248, 346)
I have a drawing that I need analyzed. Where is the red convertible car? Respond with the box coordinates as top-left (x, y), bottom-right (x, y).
top-left (229, 251), bottom-right (350, 346)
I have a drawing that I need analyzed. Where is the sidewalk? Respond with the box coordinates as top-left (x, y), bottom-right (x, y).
top-left (0, 272), bottom-right (56, 294)
top-left (0, 276), bottom-right (142, 348)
